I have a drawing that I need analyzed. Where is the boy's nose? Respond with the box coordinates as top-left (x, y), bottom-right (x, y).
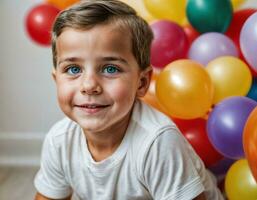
top-left (80, 73), bottom-right (102, 95)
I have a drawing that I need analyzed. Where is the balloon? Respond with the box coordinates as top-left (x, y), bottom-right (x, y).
top-left (226, 9), bottom-right (256, 52)
top-left (207, 96), bottom-right (257, 159)
top-left (25, 4), bottom-right (60, 46)
top-left (225, 159), bottom-right (257, 200)
top-left (141, 71), bottom-right (169, 115)
top-left (156, 59), bottom-right (214, 119)
top-left (240, 12), bottom-right (257, 73)
top-left (173, 118), bottom-right (223, 167)
top-left (150, 20), bottom-right (189, 69)
top-left (183, 24), bottom-right (200, 46)
top-left (189, 33), bottom-right (238, 66)
top-left (247, 78), bottom-right (257, 102)
top-left (46, 0), bottom-right (80, 10)
top-left (206, 56), bottom-right (252, 104)
top-left (225, 9), bottom-right (257, 77)
top-left (119, 0), bottom-right (156, 23)
top-left (186, 0), bottom-right (233, 33)
top-left (249, 62), bottom-right (257, 77)
top-left (231, 0), bottom-right (245, 10)
top-left (208, 157), bottom-right (235, 177)
top-left (143, 0), bottom-right (186, 25)
top-left (243, 106), bottom-right (257, 182)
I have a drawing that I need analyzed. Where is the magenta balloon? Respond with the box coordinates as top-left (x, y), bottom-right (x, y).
top-left (150, 20), bottom-right (189, 69)
top-left (240, 12), bottom-right (257, 73)
top-left (207, 96), bottom-right (257, 159)
top-left (189, 32), bottom-right (238, 66)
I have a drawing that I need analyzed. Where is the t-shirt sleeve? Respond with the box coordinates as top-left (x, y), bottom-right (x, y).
top-left (34, 132), bottom-right (72, 199)
top-left (140, 128), bottom-right (205, 200)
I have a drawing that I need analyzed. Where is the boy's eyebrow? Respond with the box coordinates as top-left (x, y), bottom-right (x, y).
top-left (101, 56), bottom-right (129, 65)
top-left (57, 56), bottom-right (129, 66)
top-left (58, 57), bottom-right (84, 66)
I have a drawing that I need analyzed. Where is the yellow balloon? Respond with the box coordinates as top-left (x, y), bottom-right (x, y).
top-left (206, 56), bottom-right (252, 105)
top-left (119, 0), bottom-right (156, 23)
top-left (143, 0), bottom-right (186, 25)
top-left (225, 159), bottom-right (257, 200)
top-left (231, 0), bottom-right (245, 10)
top-left (156, 59), bottom-right (214, 119)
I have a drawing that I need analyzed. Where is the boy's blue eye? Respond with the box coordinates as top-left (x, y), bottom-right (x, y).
top-left (102, 65), bottom-right (119, 74)
top-left (67, 66), bottom-right (81, 75)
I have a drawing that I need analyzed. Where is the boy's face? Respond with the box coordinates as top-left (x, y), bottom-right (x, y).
top-left (52, 24), bottom-right (151, 134)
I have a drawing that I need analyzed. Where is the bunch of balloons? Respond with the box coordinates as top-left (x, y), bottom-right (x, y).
top-left (131, 0), bottom-right (257, 199)
top-left (25, 0), bottom-right (80, 46)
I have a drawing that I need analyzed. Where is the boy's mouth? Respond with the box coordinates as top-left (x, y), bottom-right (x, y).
top-left (75, 103), bottom-right (110, 109)
top-left (75, 103), bottom-right (110, 114)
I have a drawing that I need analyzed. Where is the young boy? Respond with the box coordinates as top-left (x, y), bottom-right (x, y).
top-left (34, 1), bottom-right (224, 199)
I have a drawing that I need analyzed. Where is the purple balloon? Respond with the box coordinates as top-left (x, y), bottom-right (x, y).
top-left (208, 157), bottom-right (235, 177)
top-left (207, 96), bottom-right (257, 159)
top-left (189, 32), bottom-right (238, 66)
top-left (240, 12), bottom-right (257, 73)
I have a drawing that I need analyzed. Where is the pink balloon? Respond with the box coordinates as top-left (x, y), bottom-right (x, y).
top-left (188, 32), bottom-right (238, 66)
top-left (240, 12), bottom-right (257, 73)
top-left (150, 20), bottom-right (189, 69)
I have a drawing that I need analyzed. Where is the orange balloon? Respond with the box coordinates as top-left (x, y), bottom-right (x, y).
top-left (141, 93), bottom-right (168, 114)
top-left (46, 0), bottom-right (80, 10)
top-left (243, 106), bottom-right (257, 182)
top-left (156, 59), bottom-right (214, 119)
top-left (141, 71), bottom-right (169, 114)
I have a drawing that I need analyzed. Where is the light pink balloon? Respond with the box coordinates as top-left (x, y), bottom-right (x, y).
top-left (240, 12), bottom-right (257, 73)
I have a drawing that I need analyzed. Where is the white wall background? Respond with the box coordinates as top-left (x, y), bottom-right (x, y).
top-left (0, 0), bottom-right (64, 134)
top-left (0, 0), bottom-right (257, 166)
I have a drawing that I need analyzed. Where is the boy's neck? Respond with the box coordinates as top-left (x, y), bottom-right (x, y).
top-left (83, 110), bottom-right (132, 162)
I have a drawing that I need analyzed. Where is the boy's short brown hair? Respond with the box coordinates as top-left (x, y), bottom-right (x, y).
top-left (52, 0), bottom-right (153, 70)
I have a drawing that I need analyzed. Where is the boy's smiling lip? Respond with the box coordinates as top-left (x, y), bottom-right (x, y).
top-left (74, 103), bottom-right (110, 114)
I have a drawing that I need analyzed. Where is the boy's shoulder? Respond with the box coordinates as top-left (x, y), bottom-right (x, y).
top-left (45, 117), bottom-right (80, 147)
top-left (48, 117), bottom-right (78, 136)
top-left (132, 100), bottom-right (177, 134)
top-left (129, 100), bottom-right (179, 153)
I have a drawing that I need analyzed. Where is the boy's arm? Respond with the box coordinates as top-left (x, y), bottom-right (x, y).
top-left (35, 192), bottom-right (72, 200)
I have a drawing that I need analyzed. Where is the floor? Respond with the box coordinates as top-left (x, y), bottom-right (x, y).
top-left (0, 166), bottom-right (39, 200)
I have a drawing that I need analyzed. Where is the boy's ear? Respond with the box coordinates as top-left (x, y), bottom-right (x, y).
top-left (136, 67), bottom-right (153, 98)
top-left (52, 68), bottom-right (57, 83)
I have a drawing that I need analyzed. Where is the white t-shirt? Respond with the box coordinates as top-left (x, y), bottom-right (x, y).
top-left (34, 100), bottom-right (224, 200)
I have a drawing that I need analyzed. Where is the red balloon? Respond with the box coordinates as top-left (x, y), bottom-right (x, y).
top-left (183, 24), bottom-right (200, 46)
top-left (25, 3), bottom-right (60, 46)
top-left (173, 118), bottom-right (223, 167)
top-left (150, 20), bottom-right (189, 69)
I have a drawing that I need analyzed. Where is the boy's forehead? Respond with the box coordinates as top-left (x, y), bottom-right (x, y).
top-left (55, 24), bottom-right (136, 65)
top-left (60, 22), bottom-right (131, 42)
top-left (57, 23), bottom-right (132, 49)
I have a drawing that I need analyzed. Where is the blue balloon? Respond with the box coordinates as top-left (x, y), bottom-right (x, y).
top-left (207, 96), bottom-right (257, 159)
top-left (247, 78), bottom-right (257, 102)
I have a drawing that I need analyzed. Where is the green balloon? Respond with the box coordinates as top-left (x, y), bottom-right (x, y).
top-left (186, 0), bottom-right (233, 33)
